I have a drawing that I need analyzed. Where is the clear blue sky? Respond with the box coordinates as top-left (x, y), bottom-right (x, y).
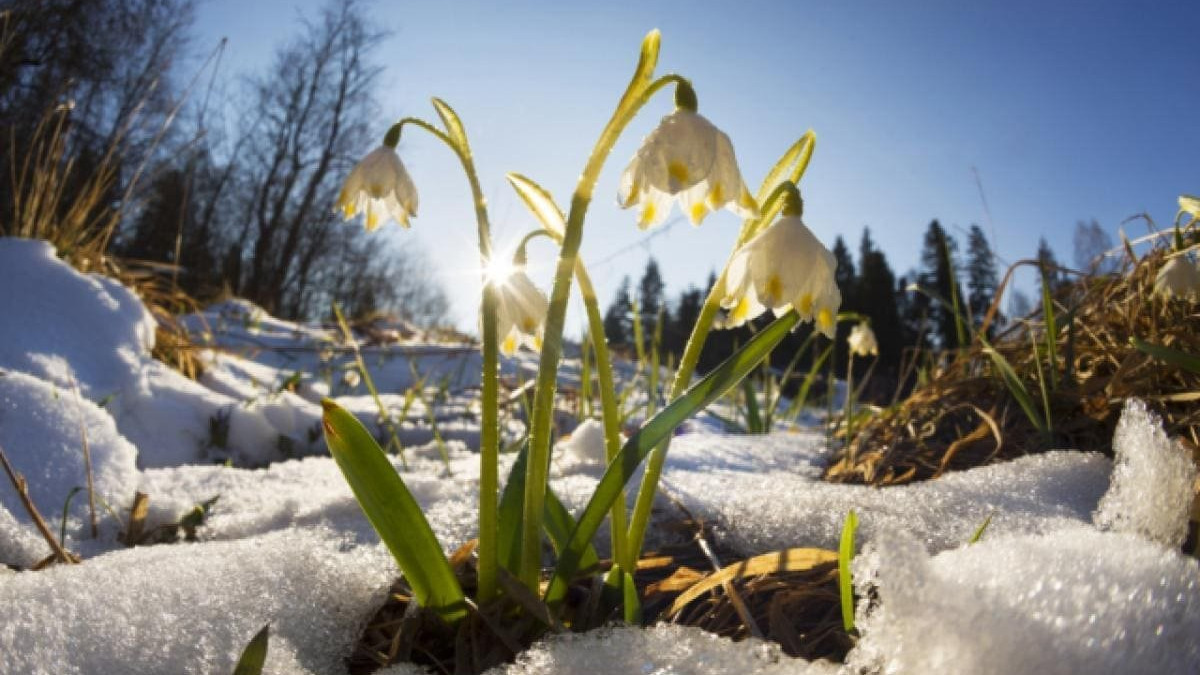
top-left (195, 0), bottom-right (1200, 332)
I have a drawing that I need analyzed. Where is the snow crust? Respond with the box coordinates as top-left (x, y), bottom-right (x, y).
top-left (494, 624), bottom-right (841, 675)
top-left (1, 235), bottom-right (1198, 674)
top-left (1095, 398), bottom-right (1197, 548)
top-left (0, 528), bottom-right (393, 674)
top-left (850, 529), bottom-right (1200, 675)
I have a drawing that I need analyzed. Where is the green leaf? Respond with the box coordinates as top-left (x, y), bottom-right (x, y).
top-left (544, 309), bottom-right (802, 610)
top-left (1131, 336), bottom-right (1200, 374)
top-left (507, 173), bottom-right (566, 236)
top-left (1039, 264), bottom-right (1059, 391)
top-left (981, 343), bottom-right (1046, 433)
top-left (756, 131), bottom-right (816, 207)
top-left (321, 400), bottom-right (467, 624)
top-left (430, 97), bottom-right (469, 153)
top-left (622, 568), bottom-right (642, 625)
top-left (969, 512), bottom-right (994, 545)
top-left (838, 509), bottom-right (858, 633)
top-left (741, 376), bottom-right (764, 433)
top-left (231, 624), bottom-right (269, 675)
top-left (497, 443), bottom-right (599, 574)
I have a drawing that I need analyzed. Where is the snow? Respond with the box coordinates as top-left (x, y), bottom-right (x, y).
top-left (1, 236), bottom-right (1198, 674)
top-left (849, 529), bottom-right (1200, 675)
top-left (492, 624), bottom-right (841, 675)
top-left (1095, 398), bottom-right (1198, 548)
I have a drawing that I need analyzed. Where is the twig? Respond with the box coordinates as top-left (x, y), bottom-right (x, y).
top-left (0, 440), bottom-right (80, 565)
top-left (70, 376), bottom-right (99, 537)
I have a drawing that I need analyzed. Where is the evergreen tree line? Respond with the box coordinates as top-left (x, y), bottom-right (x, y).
top-left (0, 0), bottom-right (449, 325)
top-left (602, 219), bottom-right (1113, 402)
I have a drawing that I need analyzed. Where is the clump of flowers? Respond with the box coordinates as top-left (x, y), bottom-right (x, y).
top-left (319, 30), bottom-right (842, 669)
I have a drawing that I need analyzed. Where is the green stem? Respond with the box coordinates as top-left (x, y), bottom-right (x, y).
top-left (520, 229), bottom-right (632, 577)
top-left (394, 116), bottom-right (500, 603)
top-left (625, 182), bottom-right (797, 560)
top-left (844, 353), bottom-right (855, 464)
top-left (573, 261), bottom-right (631, 572)
top-left (519, 70), bottom-right (687, 590)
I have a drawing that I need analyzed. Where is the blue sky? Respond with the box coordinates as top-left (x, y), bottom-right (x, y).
top-left (195, 0), bottom-right (1200, 332)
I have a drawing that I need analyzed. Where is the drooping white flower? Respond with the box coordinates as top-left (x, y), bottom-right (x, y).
top-left (618, 109), bottom-right (758, 229)
top-left (721, 213), bottom-right (841, 338)
top-left (335, 145), bottom-right (418, 230)
top-left (492, 267), bottom-right (549, 355)
top-left (848, 322), bottom-right (879, 358)
top-left (1179, 195), bottom-right (1200, 221)
top-left (1154, 254), bottom-right (1200, 300)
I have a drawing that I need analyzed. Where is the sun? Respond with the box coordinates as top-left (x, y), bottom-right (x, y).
top-left (483, 256), bottom-right (518, 287)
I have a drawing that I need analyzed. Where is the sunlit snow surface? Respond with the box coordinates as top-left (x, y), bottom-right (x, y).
top-left (1, 238), bottom-right (1197, 674)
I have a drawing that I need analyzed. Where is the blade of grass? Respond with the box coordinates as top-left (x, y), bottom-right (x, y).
top-left (332, 303), bottom-right (406, 468)
top-left (838, 509), bottom-right (858, 632)
top-left (980, 341), bottom-right (1046, 434)
top-left (1131, 336), bottom-right (1200, 374)
top-left (321, 400), bottom-right (466, 623)
top-left (544, 309), bottom-right (801, 610)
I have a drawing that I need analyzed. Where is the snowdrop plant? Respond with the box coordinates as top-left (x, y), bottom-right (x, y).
top-left (321, 29), bottom-right (837, 629)
top-left (843, 321), bottom-right (878, 462)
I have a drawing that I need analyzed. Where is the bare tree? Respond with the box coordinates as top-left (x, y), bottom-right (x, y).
top-left (233, 0), bottom-right (381, 318)
top-left (1073, 219), bottom-right (1117, 274)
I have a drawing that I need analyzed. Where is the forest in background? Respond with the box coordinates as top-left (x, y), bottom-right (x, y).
top-left (1, 0), bottom-right (1116, 392)
top-left (0, 0), bottom-right (448, 325)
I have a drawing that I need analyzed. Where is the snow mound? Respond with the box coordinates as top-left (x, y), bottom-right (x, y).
top-left (1094, 398), bottom-right (1197, 548)
top-left (0, 369), bottom-right (139, 562)
top-left (137, 440), bottom-right (483, 551)
top-left (850, 528), bottom-right (1200, 675)
top-left (0, 238), bottom-right (326, 468)
top-left (0, 528), bottom-right (393, 675)
top-left (0, 239), bottom-right (156, 396)
top-left (666, 431), bottom-right (1111, 554)
top-left (494, 624), bottom-right (840, 675)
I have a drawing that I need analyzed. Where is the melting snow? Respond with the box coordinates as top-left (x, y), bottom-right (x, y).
top-left (1, 237), bottom-right (1197, 674)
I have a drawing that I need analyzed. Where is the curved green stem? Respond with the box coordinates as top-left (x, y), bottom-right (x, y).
top-left (394, 114), bottom-right (500, 603)
top-left (625, 182), bottom-right (795, 558)
top-left (519, 63), bottom-right (689, 589)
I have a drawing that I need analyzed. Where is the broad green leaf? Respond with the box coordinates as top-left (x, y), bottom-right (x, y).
top-left (838, 509), bottom-right (858, 632)
top-left (507, 173), bottom-right (566, 236)
top-left (430, 98), bottom-right (469, 153)
top-left (321, 400), bottom-right (467, 624)
top-left (231, 624), bottom-right (269, 675)
top-left (544, 309), bottom-right (802, 610)
top-left (1131, 336), bottom-right (1200, 374)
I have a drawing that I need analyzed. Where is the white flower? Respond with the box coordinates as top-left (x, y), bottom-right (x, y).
top-left (341, 369), bottom-right (361, 389)
top-left (721, 214), bottom-right (841, 338)
top-left (618, 109), bottom-right (758, 229)
top-left (1179, 195), bottom-right (1200, 221)
top-left (335, 145), bottom-right (418, 230)
top-left (1154, 255), bottom-right (1200, 300)
top-left (493, 268), bottom-right (549, 355)
top-left (847, 322), bottom-right (879, 358)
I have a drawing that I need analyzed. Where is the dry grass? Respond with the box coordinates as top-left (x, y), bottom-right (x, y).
top-left (348, 522), bottom-right (853, 675)
top-left (825, 240), bottom-right (1200, 491)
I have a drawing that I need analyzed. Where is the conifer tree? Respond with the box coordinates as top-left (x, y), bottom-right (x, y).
top-left (856, 228), bottom-right (904, 384)
top-left (965, 224), bottom-right (1000, 333)
top-left (917, 220), bottom-right (965, 351)
top-left (603, 276), bottom-right (634, 348)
